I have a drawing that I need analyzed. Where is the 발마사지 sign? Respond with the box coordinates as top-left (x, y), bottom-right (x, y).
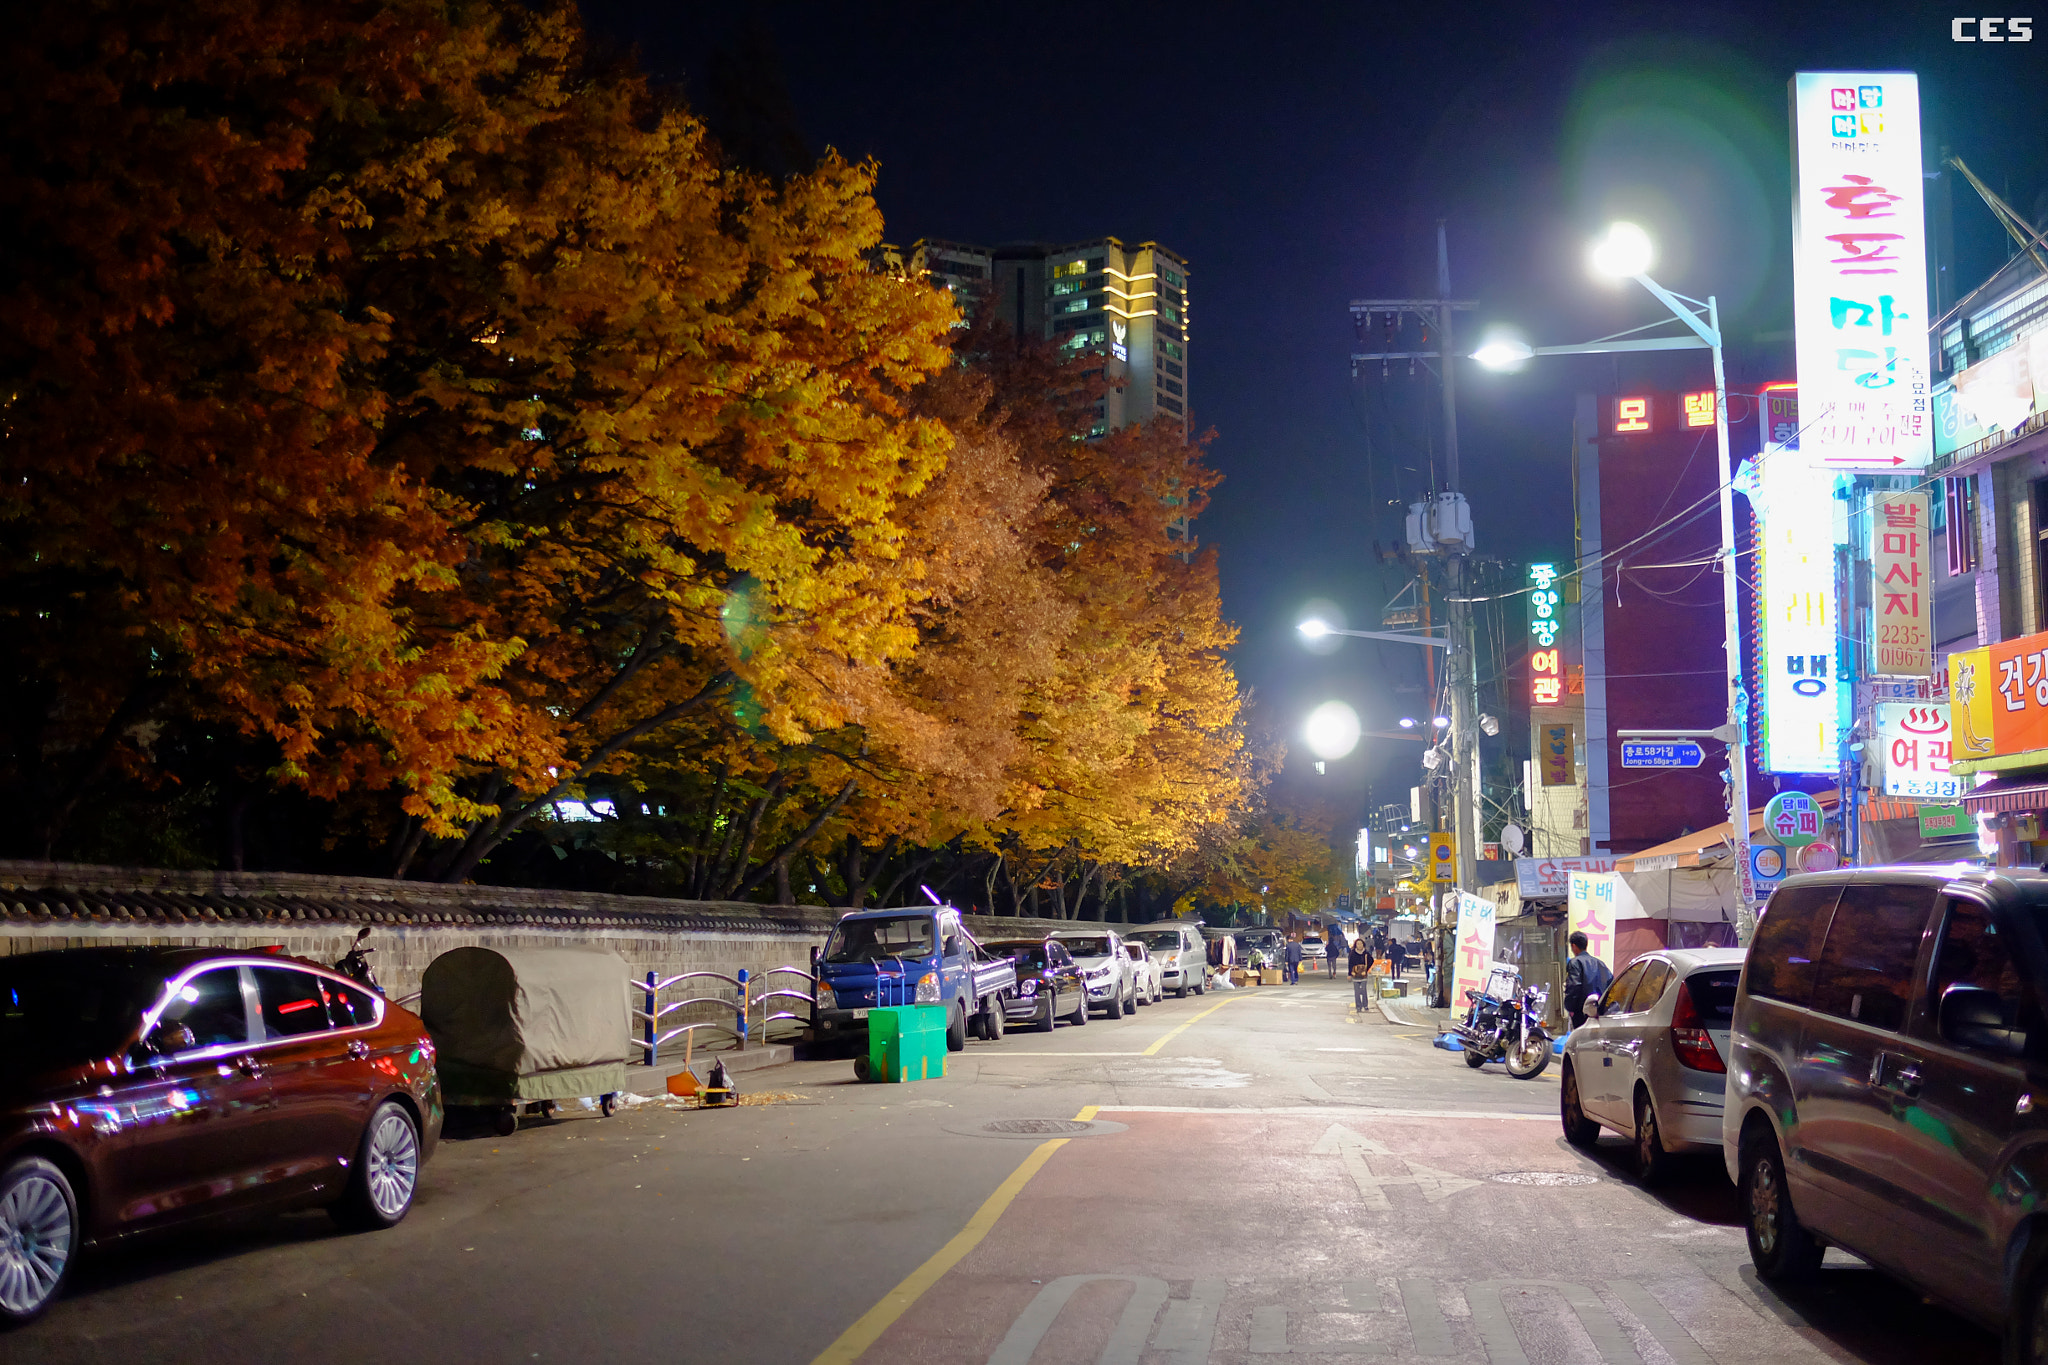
top-left (1874, 701), bottom-right (1957, 799)
top-left (1791, 73), bottom-right (1932, 471)
top-left (1869, 491), bottom-right (1932, 676)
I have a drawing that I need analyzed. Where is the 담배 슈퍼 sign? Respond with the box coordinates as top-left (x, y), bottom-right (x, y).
top-left (1791, 72), bottom-right (1932, 471)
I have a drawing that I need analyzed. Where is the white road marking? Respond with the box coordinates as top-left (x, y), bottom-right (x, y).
top-left (1310, 1123), bottom-right (1479, 1211)
top-left (1095, 1104), bottom-right (1553, 1120)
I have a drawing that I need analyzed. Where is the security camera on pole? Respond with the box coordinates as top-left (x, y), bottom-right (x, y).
top-left (1348, 222), bottom-right (1482, 1006)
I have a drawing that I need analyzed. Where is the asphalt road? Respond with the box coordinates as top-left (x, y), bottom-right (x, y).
top-left (2, 971), bottom-right (2003, 1364)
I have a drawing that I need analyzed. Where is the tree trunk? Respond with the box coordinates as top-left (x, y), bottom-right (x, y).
top-left (719, 773), bottom-right (788, 898)
top-left (734, 778), bottom-right (859, 899)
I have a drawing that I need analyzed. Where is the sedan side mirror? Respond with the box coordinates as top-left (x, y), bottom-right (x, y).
top-left (1582, 1000), bottom-right (1600, 1020)
top-left (1940, 984), bottom-right (2027, 1057)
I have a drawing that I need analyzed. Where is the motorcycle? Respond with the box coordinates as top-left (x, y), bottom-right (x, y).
top-left (334, 926), bottom-right (382, 993)
top-left (1453, 967), bottom-right (1551, 1079)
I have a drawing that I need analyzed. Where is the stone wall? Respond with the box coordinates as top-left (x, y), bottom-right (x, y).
top-left (0, 861), bottom-right (1075, 1047)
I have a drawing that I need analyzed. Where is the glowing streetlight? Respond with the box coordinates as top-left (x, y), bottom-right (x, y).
top-left (1397, 717), bottom-right (1418, 729)
top-left (1588, 221), bottom-right (1655, 280)
top-left (1298, 618), bottom-right (1332, 638)
top-left (1471, 337), bottom-right (1534, 371)
top-left (1432, 716), bottom-right (1451, 728)
top-left (1304, 701), bottom-right (1363, 761)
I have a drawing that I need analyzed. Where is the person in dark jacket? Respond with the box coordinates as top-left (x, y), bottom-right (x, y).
top-left (1388, 938), bottom-right (1408, 979)
top-left (1283, 936), bottom-right (1303, 984)
top-left (1347, 935), bottom-right (1371, 975)
top-left (1563, 931), bottom-right (1613, 1029)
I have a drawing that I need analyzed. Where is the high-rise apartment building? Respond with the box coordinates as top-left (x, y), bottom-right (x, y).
top-left (904, 236), bottom-right (1190, 438)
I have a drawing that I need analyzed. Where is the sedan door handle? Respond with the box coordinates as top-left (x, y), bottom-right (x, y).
top-left (1894, 1066), bottom-right (1923, 1097)
top-left (238, 1056), bottom-right (265, 1078)
top-left (347, 1040), bottom-right (371, 1060)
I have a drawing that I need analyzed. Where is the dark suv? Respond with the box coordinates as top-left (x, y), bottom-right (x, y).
top-left (0, 947), bottom-right (443, 1324)
top-left (1724, 867), bottom-right (2048, 1356)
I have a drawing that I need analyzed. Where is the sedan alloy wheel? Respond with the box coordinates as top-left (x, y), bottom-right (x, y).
top-left (0, 1157), bottom-right (75, 1323)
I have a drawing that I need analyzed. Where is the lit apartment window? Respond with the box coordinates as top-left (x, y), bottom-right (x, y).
top-left (1160, 265), bottom-right (1184, 288)
top-left (1051, 280), bottom-right (1082, 296)
top-left (1052, 259), bottom-right (1088, 279)
top-left (1159, 339), bottom-right (1185, 361)
top-left (1062, 297), bottom-right (1091, 314)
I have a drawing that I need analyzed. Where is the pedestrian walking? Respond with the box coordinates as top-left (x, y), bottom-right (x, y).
top-left (1348, 936), bottom-right (1374, 1011)
top-left (1325, 932), bottom-right (1340, 977)
top-left (1419, 939), bottom-right (1436, 995)
top-left (1563, 930), bottom-right (1613, 1030)
top-left (1283, 935), bottom-right (1302, 985)
top-left (1388, 938), bottom-right (1407, 979)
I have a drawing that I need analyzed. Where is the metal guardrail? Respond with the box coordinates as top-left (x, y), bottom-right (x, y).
top-left (627, 960), bottom-right (818, 1066)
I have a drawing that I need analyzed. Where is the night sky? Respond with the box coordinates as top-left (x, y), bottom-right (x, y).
top-left (587, 1), bottom-right (2048, 830)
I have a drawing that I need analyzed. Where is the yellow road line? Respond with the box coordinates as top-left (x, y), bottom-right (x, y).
top-left (1141, 993), bottom-right (1243, 1056)
top-left (810, 1104), bottom-right (1100, 1365)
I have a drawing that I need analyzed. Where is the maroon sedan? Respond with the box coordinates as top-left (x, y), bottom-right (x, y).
top-left (0, 946), bottom-right (443, 1323)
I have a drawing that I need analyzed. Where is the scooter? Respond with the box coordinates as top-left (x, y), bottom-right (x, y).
top-left (1453, 970), bottom-right (1552, 1079)
top-left (334, 926), bottom-right (381, 993)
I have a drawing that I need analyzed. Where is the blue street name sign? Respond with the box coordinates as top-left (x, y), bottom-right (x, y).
top-left (1619, 740), bottom-right (1706, 769)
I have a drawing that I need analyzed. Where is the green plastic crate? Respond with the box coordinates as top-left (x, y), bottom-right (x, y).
top-left (866, 1004), bottom-right (948, 1083)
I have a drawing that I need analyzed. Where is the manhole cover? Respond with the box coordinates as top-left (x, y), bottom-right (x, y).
top-left (983, 1118), bottom-right (1096, 1135)
top-left (1490, 1171), bottom-right (1599, 1187)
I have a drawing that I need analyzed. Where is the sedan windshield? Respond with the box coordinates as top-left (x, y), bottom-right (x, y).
top-left (823, 915), bottom-right (936, 963)
top-left (1061, 937), bottom-right (1113, 957)
top-left (0, 956), bottom-right (164, 1076)
top-left (990, 944), bottom-right (1048, 970)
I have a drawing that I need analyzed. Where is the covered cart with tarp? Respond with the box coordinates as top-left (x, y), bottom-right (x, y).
top-left (422, 946), bottom-right (631, 1135)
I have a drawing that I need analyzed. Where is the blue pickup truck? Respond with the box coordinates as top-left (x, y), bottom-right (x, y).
top-left (812, 906), bottom-right (1020, 1051)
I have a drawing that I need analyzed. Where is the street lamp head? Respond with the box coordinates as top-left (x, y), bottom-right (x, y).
top-left (1471, 337), bottom-right (1534, 371)
top-left (1298, 618), bottom-right (1331, 638)
top-left (1304, 701), bottom-right (1363, 761)
top-left (1589, 221), bottom-right (1655, 281)
top-left (1398, 717), bottom-right (1417, 729)
top-left (1432, 715), bottom-right (1451, 728)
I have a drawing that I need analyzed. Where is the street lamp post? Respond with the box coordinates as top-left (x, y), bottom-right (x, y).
top-left (1477, 223), bottom-right (1756, 932)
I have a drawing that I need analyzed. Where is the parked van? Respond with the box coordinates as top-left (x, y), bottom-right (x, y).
top-left (1124, 921), bottom-right (1211, 998)
top-left (1724, 867), bottom-right (2048, 1357)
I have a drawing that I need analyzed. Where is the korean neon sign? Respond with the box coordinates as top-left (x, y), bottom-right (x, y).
top-left (1791, 73), bottom-right (1932, 470)
top-left (1528, 563), bottom-right (1563, 706)
top-left (1613, 396), bottom-right (1651, 433)
top-left (1683, 391), bottom-right (1715, 428)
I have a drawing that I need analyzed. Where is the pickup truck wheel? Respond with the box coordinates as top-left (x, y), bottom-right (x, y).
top-left (1038, 991), bottom-right (1057, 1032)
top-left (946, 1001), bottom-right (968, 1052)
top-left (981, 997), bottom-right (1004, 1041)
top-left (1105, 987), bottom-right (1124, 1019)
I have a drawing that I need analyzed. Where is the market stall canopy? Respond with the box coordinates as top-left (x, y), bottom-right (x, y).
top-left (1958, 776), bottom-right (2048, 813)
top-left (1615, 790), bottom-right (1840, 873)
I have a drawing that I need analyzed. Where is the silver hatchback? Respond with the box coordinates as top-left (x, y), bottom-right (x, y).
top-left (1560, 946), bottom-right (1745, 1183)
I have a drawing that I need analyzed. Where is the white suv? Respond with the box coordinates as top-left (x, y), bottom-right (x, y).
top-left (1126, 922), bottom-right (1211, 998)
top-left (1053, 930), bottom-right (1136, 1018)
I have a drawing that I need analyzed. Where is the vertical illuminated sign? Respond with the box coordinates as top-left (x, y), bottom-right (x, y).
top-left (1791, 72), bottom-right (1932, 469)
top-left (1869, 490), bottom-right (1933, 676)
top-left (1613, 396), bottom-right (1652, 433)
top-left (1528, 562), bottom-right (1563, 706)
top-left (1753, 385), bottom-right (1840, 772)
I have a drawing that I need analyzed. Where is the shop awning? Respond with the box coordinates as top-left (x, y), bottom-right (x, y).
top-left (1614, 789), bottom-right (1840, 872)
top-left (1860, 796), bottom-right (1920, 821)
top-left (1959, 777), bottom-right (2048, 813)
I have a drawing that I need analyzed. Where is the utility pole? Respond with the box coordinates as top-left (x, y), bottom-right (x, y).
top-left (1349, 223), bottom-right (1482, 1007)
